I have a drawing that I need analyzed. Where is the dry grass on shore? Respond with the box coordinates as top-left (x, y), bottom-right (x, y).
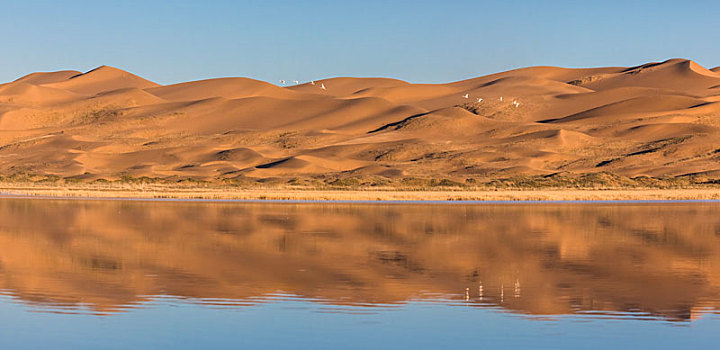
top-left (1, 181), bottom-right (719, 201)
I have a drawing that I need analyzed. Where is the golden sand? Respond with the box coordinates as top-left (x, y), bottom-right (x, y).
top-left (1, 59), bottom-right (720, 185)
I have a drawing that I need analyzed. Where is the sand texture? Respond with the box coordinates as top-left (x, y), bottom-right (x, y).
top-left (1, 59), bottom-right (720, 186)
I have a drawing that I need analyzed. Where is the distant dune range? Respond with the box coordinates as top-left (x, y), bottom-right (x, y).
top-left (1, 59), bottom-right (720, 185)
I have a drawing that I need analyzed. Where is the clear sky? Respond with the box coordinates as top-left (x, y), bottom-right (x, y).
top-left (1, 0), bottom-right (718, 85)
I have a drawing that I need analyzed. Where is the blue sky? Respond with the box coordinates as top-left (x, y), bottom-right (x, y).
top-left (1, 0), bottom-right (718, 84)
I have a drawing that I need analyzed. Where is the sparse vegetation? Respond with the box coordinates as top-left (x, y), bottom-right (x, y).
top-left (73, 105), bottom-right (122, 125)
top-left (567, 75), bottom-right (604, 86)
top-left (0, 171), bottom-right (719, 191)
top-left (0, 170), bottom-right (718, 201)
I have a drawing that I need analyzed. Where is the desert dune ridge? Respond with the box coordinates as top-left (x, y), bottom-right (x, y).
top-left (1, 58), bottom-right (720, 190)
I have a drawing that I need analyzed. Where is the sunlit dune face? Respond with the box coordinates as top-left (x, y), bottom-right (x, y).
top-left (0, 199), bottom-right (718, 321)
top-left (1, 59), bottom-right (720, 183)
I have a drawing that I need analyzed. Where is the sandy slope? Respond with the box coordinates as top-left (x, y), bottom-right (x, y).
top-left (1, 58), bottom-right (719, 183)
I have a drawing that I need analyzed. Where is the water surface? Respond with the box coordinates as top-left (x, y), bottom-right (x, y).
top-left (0, 199), bottom-right (718, 348)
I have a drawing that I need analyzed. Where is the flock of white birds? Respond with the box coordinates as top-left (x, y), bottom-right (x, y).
top-left (278, 80), bottom-right (518, 106)
top-left (462, 92), bottom-right (519, 107)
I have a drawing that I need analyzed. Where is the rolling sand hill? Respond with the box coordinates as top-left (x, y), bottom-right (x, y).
top-left (1, 58), bottom-right (719, 187)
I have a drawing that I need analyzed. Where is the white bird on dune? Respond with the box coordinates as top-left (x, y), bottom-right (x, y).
top-left (462, 93), bottom-right (469, 99)
top-left (513, 100), bottom-right (520, 108)
top-left (477, 97), bottom-right (483, 102)
top-left (310, 81), bottom-right (316, 85)
top-left (293, 80), bottom-right (299, 85)
top-left (499, 96), bottom-right (503, 102)
top-left (279, 80), bottom-right (286, 85)
top-left (320, 83), bottom-right (326, 90)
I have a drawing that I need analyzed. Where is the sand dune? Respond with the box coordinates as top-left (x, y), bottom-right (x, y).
top-left (542, 95), bottom-right (707, 123)
top-left (12, 70), bottom-right (82, 85)
top-left (1, 58), bottom-right (719, 185)
top-left (288, 77), bottom-right (410, 96)
top-left (43, 66), bottom-right (159, 95)
top-left (147, 77), bottom-right (301, 101)
top-left (0, 82), bottom-right (85, 106)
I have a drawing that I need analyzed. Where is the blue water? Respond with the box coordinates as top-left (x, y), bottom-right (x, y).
top-left (1, 293), bottom-right (718, 349)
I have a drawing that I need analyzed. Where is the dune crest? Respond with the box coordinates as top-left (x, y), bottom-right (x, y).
top-left (12, 70), bottom-right (82, 85)
top-left (1, 59), bottom-right (719, 184)
top-left (42, 66), bottom-right (160, 95)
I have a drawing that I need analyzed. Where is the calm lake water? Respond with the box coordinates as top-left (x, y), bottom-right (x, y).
top-left (0, 199), bottom-right (719, 349)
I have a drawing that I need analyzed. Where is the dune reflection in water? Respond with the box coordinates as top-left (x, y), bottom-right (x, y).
top-left (0, 199), bottom-right (718, 322)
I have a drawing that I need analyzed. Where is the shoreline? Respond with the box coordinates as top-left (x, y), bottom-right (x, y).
top-left (1, 183), bottom-right (720, 202)
top-left (1, 194), bottom-right (719, 205)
